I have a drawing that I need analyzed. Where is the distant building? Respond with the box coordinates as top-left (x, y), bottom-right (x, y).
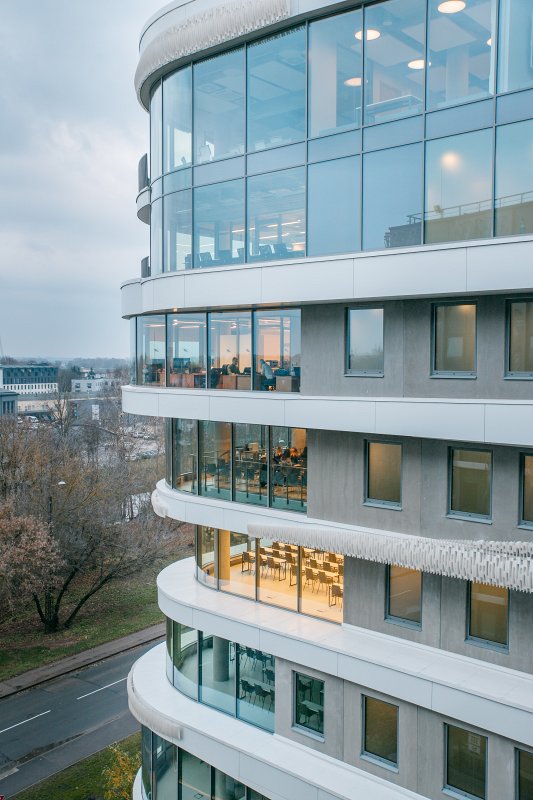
top-left (0, 364), bottom-right (58, 395)
top-left (0, 390), bottom-right (18, 416)
top-left (71, 376), bottom-right (117, 393)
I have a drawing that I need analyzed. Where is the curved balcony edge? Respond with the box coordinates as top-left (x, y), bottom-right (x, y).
top-left (124, 386), bottom-right (533, 448)
top-left (136, 186), bottom-right (151, 224)
top-left (132, 767), bottom-right (142, 800)
top-left (128, 643), bottom-right (430, 800)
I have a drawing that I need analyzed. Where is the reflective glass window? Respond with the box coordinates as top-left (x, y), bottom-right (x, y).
top-left (446, 725), bottom-right (487, 800)
top-left (363, 696), bottom-right (398, 766)
top-left (129, 318), bottom-right (136, 385)
top-left (236, 644), bottom-right (275, 732)
top-left (218, 529), bottom-right (256, 599)
top-left (308, 10), bottom-right (362, 137)
top-left (469, 582), bottom-right (509, 646)
top-left (508, 301), bottom-right (533, 375)
top-left (172, 621), bottom-right (198, 700)
top-left (253, 309), bottom-right (301, 392)
top-left (258, 536), bottom-right (298, 611)
top-left (498, 0), bottom-right (533, 94)
top-left (137, 315), bottom-right (166, 386)
top-left (450, 448), bottom-right (492, 518)
top-left (307, 156), bottom-right (359, 256)
top-left (425, 130), bottom-right (493, 244)
top-left (495, 120), bottom-right (533, 237)
top-left (300, 548), bottom-right (344, 623)
top-left (154, 734), bottom-right (178, 800)
top-left (167, 313), bottom-right (206, 388)
top-left (197, 525), bottom-right (216, 586)
top-left (172, 419), bottom-right (198, 494)
top-left (199, 421), bottom-right (232, 500)
top-left (208, 311), bottom-right (252, 390)
top-left (522, 454), bottom-right (533, 525)
top-left (150, 198), bottom-right (163, 275)
top-left (387, 566), bottom-right (422, 624)
top-left (270, 427), bottom-right (307, 512)
top-left (233, 424), bottom-right (268, 506)
top-left (434, 302), bottom-right (476, 374)
top-left (214, 768), bottom-right (246, 800)
top-left (163, 190), bottom-right (192, 271)
top-left (347, 307), bottom-right (384, 375)
top-left (166, 616), bottom-right (173, 682)
top-left (366, 441), bottom-right (402, 506)
top-left (194, 179), bottom-right (245, 268)
top-left (150, 81), bottom-right (162, 180)
top-left (519, 749), bottom-right (533, 800)
top-left (247, 168), bottom-right (306, 261)
top-left (163, 67), bottom-right (192, 172)
top-left (364, 0), bottom-right (425, 125)
top-left (363, 143), bottom-right (422, 250)
top-left (294, 673), bottom-right (324, 736)
top-left (179, 749), bottom-right (211, 800)
top-left (247, 27), bottom-right (306, 152)
top-left (141, 725), bottom-right (152, 799)
top-left (249, 792), bottom-right (270, 800)
top-left (427, 0), bottom-right (495, 110)
top-left (199, 632), bottom-right (236, 714)
top-left (194, 49), bottom-right (245, 164)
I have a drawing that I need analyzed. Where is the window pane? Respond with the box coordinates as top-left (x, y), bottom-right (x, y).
top-left (130, 318), bottom-right (136, 385)
top-left (247, 27), bottom-right (306, 152)
top-left (214, 768), bottom-right (246, 800)
top-left (300, 548), bottom-right (344, 623)
top-left (137, 315), bottom-right (166, 385)
top-left (519, 749), bottom-right (533, 800)
top-left (364, 696), bottom-right (398, 765)
top-left (425, 130), bottom-right (492, 244)
top-left (168, 314), bottom-right (206, 388)
top-left (451, 448), bottom-right (492, 517)
top-left (427, 0), bottom-right (495, 109)
top-left (363, 144), bottom-right (422, 250)
top-left (367, 442), bottom-right (401, 505)
top-left (150, 198), bottom-right (163, 275)
top-left (446, 725), bottom-right (487, 800)
top-left (270, 427), bottom-right (307, 512)
top-left (498, 0), bottom-right (533, 93)
top-left (294, 673), bottom-right (324, 736)
top-left (199, 421), bottom-right (232, 500)
top-left (253, 309), bottom-right (301, 392)
top-left (308, 10), bottom-right (362, 137)
top-left (258, 537), bottom-right (298, 611)
top-left (194, 49), bottom-right (245, 163)
top-left (150, 82), bottom-right (162, 179)
top-left (237, 644), bottom-right (275, 732)
top-left (199, 632), bottom-right (236, 714)
top-left (163, 190), bottom-right (192, 271)
top-left (469, 582), bottom-right (509, 645)
top-left (154, 734), bottom-right (178, 800)
top-left (233, 424), bottom-right (268, 506)
top-left (388, 566), bottom-right (422, 624)
top-left (247, 168), bottom-right (306, 261)
top-left (179, 749), bottom-right (210, 800)
top-left (194, 179), bottom-right (245, 267)
top-left (163, 67), bottom-right (192, 172)
top-left (172, 419), bottom-right (198, 494)
top-left (197, 525), bottom-right (216, 586)
top-left (523, 455), bottom-right (533, 524)
top-left (495, 121), bottom-right (533, 237)
top-left (307, 157), bottom-right (359, 256)
top-left (219, 529), bottom-right (256, 599)
top-left (172, 621), bottom-right (198, 700)
top-left (166, 616), bottom-right (173, 682)
top-left (347, 308), bottom-right (384, 374)
top-left (364, 0), bottom-right (425, 124)
top-left (208, 311), bottom-right (252, 390)
top-left (434, 303), bottom-right (476, 373)
top-left (141, 726), bottom-right (152, 800)
top-left (509, 301), bottom-right (533, 374)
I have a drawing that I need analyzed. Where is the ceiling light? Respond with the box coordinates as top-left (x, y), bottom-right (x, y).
top-left (437, 1), bottom-right (466, 13)
top-left (344, 76), bottom-right (362, 87)
top-left (355, 29), bottom-right (381, 41)
top-left (486, 37), bottom-right (492, 46)
top-left (408, 59), bottom-right (425, 70)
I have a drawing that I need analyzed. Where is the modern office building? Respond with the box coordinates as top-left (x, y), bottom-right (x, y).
top-left (0, 390), bottom-right (18, 416)
top-left (0, 364), bottom-right (58, 395)
top-left (124, 1), bottom-right (533, 798)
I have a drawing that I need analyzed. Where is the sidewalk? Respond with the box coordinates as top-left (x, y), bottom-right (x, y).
top-left (0, 622), bottom-right (165, 700)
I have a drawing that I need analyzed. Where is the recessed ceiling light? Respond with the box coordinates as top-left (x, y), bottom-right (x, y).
top-left (355, 29), bottom-right (381, 41)
top-left (344, 76), bottom-right (362, 87)
top-left (408, 59), bottom-right (425, 70)
top-left (437, 1), bottom-right (466, 13)
top-left (486, 37), bottom-right (492, 46)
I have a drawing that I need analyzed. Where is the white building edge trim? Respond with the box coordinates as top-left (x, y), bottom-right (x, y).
top-left (129, 645), bottom-right (431, 800)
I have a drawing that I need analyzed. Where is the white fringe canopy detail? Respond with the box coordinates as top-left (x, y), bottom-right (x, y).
top-left (247, 525), bottom-right (533, 592)
top-left (136, 0), bottom-right (291, 103)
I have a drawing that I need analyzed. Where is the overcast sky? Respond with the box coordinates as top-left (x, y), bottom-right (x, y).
top-left (0, 1), bottom-right (165, 360)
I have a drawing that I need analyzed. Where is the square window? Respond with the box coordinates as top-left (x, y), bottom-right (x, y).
top-left (293, 673), bottom-right (324, 737)
top-left (346, 308), bottom-right (384, 375)
top-left (433, 303), bottom-right (476, 376)
top-left (387, 566), bottom-right (422, 626)
top-left (468, 582), bottom-right (509, 648)
top-left (521, 454), bottom-right (533, 526)
top-left (518, 749), bottom-right (533, 800)
top-left (449, 448), bottom-right (492, 519)
top-left (366, 441), bottom-right (402, 507)
top-left (446, 724), bottom-right (487, 800)
top-left (507, 301), bottom-right (533, 376)
top-left (362, 696), bottom-right (398, 767)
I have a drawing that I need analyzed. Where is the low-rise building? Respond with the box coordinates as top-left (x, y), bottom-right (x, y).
top-left (0, 364), bottom-right (58, 395)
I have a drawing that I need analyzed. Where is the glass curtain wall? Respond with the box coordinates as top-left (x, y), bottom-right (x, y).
top-left (151, 198), bottom-right (163, 274)
top-left (163, 190), bottom-right (192, 272)
top-left (150, 82), bottom-right (162, 180)
top-left (153, 733), bottom-right (178, 800)
top-left (508, 300), bottom-right (533, 375)
top-left (163, 67), bottom-right (192, 172)
top-left (194, 180), bottom-right (245, 267)
top-left (270, 427), bottom-right (307, 511)
top-left (197, 525), bottom-right (216, 586)
top-left (199, 633), bottom-right (236, 715)
top-left (129, 318), bottom-right (136, 385)
top-left (172, 419), bottom-right (198, 494)
top-left (236, 644), bottom-right (275, 731)
top-left (172, 621), bottom-right (198, 700)
top-left (233, 424), bottom-right (268, 505)
top-left (307, 156), bottom-right (359, 256)
top-left (137, 316), bottom-right (166, 385)
top-left (199, 421), bottom-right (232, 500)
top-left (253, 309), bottom-right (301, 392)
top-left (498, 0), bottom-right (533, 93)
top-left (495, 120), bottom-right (533, 237)
top-left (247, 168), bottom-right (306, 260)
top-left (209, 312), bottom-right (252, 389)
top-left (167, 314), bottom-right (207, 387)
top-left (180, 749), bottom-right (211, 800)
top-left (218, 530), bottom-right (256, 598)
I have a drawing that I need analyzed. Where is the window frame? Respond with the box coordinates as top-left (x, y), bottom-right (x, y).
top-left (516, 747), bottom-right (533, 800)
top-left (364, 439), bottom-right (403, 510)
top-left (444, 722), bottom-right (488, 800)
top-left (361, 693), bottom-right (399, 771)
top-left (466, 581), bottom-right (510, 652)
top-left (345, 305), bottom-right (385, 377)
top-left (292, 670), bottom-right (325, 740)
top-left (431, 301), bottom-right (478, 379)
top-left (385, 565), bottom-right (423, 630)
top-left (447, 445), bottom-right (493, 523)
top-left (505, 298), bottom-right (533, 379)
top-left (519, 451), bottom-right (533, 529)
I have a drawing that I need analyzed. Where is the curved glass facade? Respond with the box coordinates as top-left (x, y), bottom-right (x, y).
top-left (147, 0), bottom-right (533, 275)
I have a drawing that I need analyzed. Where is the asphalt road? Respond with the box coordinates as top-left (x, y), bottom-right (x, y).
top-left (0, 641), bottom-right (158, 797)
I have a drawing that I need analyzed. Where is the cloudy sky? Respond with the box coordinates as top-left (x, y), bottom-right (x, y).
top-left (0, 1), bottom-right (165, 360)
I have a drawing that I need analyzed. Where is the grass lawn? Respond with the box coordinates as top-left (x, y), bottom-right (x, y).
top-left (0, 526), bottom-right (194, 682)
top-left (13, 731), bottom-right (141, 800)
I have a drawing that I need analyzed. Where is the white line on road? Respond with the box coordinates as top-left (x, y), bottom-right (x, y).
top-left (0, 710), bottom-right (51, 735)
top-left (76, 677), bottom-right (127, 700)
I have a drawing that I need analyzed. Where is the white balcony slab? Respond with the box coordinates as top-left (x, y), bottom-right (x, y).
top-left (261, 257), bottom-right (354, 304)
top-left (484, 402), bottom-right (533, 447)
top-left (152, 272), bottom-right (186, 311)
top-left (375, 400), bottom-right (485, 442)
top-left (467, 239), bottom-right (533, 292)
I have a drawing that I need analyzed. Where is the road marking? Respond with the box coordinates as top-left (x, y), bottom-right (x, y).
top-left (76, 677), bottom-right (127, 700)
top-left (0, 710), bottom-right (51, 735)
top-left (0, 766), bottom-right (19, 780)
